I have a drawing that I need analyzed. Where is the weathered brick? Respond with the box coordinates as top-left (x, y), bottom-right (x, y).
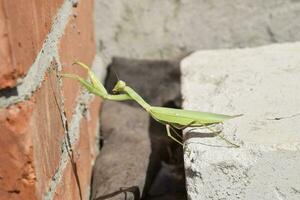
top-left (0, 0), bottom-right (63, 89)
top-left (30, 69), bottom-right (67, 199)
top-left (0, 65), bottom-right (66, 199)
top-left (85, 96), bottom-right (101, 162)
top-left (0, 102), bottom-right (35, 199)
top-left (60, 0), bottom-right (95, 122)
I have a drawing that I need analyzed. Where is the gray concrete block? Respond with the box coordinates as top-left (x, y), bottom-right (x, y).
top-left (181, 42), bottom-right (300, 200)
top-left (92, 101), bottom-right (151, 200)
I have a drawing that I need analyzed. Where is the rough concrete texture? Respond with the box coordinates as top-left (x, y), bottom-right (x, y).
top-left (94, 0), bottom-right (300, 60)
top-left (181, 42), bottom-right (300, 200)
top-left (92, 101), bottom-right (151, 200)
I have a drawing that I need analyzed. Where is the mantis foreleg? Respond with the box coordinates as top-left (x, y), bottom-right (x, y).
top-left (62, 74), bottom-right (132, 101)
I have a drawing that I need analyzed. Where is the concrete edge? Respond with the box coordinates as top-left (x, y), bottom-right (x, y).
top-left (180, 42), bottom-right (300, 69)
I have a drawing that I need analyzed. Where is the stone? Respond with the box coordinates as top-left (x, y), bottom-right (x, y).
top-left (92, 101), bottom-right (151, 200)
top-left (181, 42), bottom-right (300, 200)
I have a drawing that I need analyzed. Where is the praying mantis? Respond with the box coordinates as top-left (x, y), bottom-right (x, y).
top-left (63, 61), bottom-right (242, 147)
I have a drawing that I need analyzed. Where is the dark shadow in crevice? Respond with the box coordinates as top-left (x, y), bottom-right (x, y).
top-left (0, 86), bottom-right (18, 98)
top-left (142, 101), bottom-right (187, 200)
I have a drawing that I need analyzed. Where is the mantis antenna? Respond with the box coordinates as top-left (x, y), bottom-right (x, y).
top-left (110, 66), bottom-right (120, 81)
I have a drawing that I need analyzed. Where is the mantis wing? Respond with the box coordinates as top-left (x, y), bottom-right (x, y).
top-left (149, 106), bottom-right (241, 125)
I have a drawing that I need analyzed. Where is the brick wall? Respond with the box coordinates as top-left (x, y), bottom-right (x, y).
top-left (0, 0), bottom-right (101, 199)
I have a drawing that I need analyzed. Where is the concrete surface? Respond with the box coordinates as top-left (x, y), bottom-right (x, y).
top-left (94, 0), bottom-right (300, 60)
top-left (181, 42), bottom-right (300, 200)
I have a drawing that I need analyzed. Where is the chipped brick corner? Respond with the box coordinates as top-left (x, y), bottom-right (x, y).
top-left (0, 0), bottom-right (101, 199)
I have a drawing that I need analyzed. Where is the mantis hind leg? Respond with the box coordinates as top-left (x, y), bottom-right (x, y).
top-left (166, 124), bottom-right (183, 146)
top-left (170, 120), bottom-right (197, 130)
top-left (169, 125), bottom-right (183, 139)
top-left (203, 124), bottom-right (240, 148)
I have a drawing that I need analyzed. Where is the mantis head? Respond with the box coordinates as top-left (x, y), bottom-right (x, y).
top-left (112, 80), bottom-right (126, 93)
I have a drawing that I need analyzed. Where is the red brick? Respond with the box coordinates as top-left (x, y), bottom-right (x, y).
top-left (86, 96), bottom-right (101, 161)
top-left (60, 0), bottom-right (95, 122)
top-left (0, 0), bottom-right (98, 199)
top-left (0, 0), bottom-right (64, 89)
top-left (0, 102), bottom-right (35, 200)
top-left (30, 69), bottom-right (67, 199)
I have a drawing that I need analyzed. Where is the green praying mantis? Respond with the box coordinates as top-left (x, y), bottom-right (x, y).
top-left (63, 61), bottom-right (242, 147)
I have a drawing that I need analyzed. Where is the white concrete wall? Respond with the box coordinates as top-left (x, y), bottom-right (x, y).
top-left (181, 42), bottom-right (300, 200)
top-left (95, 0), bottom-right (300, 59)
